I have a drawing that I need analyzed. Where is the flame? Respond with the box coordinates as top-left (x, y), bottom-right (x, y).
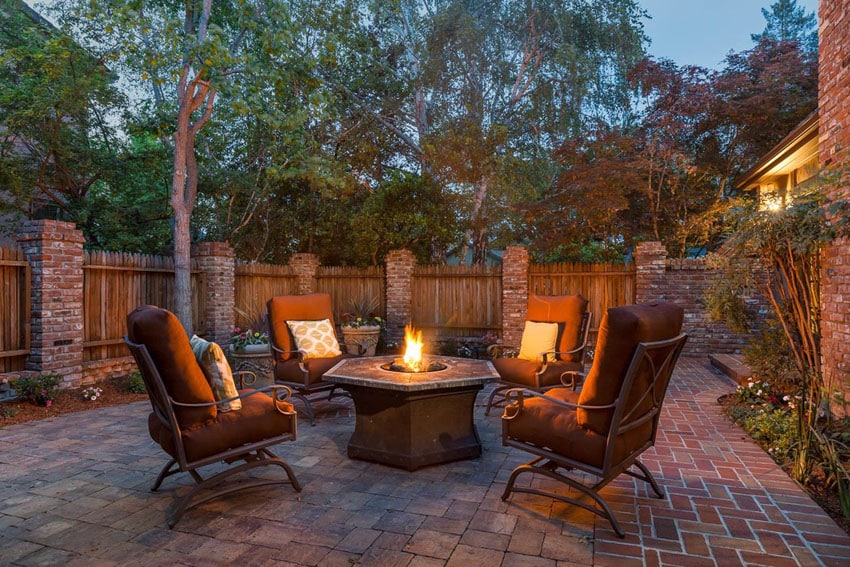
top-left (403, 324), bottom-right (424, 371)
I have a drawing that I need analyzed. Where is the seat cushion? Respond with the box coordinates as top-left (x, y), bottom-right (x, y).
top-left (493, 357), bottom-right (584, 390)
top-left (286, 319), bottom-right (342, 358)
top-left (267, 294), bottom-right (336, 361)
top-left (190, 335), bottom-right (241, 412)
top-left (502, 388), bottom-right (607, 469)
top-left (577, 301), bottom-right (684, 435)
top-left (527, 295), bottom-right (588, 362)
top-left (273, 354), bottom-right (349, 387)
top-left (127, 305), bottom-right (216, 428)
top-left (149, 389), bottom-right (295, 463)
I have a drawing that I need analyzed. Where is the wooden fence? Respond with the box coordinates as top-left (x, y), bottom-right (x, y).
top-left (83, 251), bottom-right (206, 363)
top-left (412, 264), bottom-right (502, 340)
top-left (234, 262), bottom-right (299, 328)
top-left (317, 265), bottom-right (386, 323)
top-left (0, 245), bottom-right (30, 373)
top-left (530, 261), bottom-right (636, 339)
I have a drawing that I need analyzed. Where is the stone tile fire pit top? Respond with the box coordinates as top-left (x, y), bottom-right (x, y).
top-left (325, 355), bottom-right (499, 392)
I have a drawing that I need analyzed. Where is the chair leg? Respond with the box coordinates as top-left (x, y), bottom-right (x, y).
top-left (502, 458), bottom-right (627, 538)
top-left (151, 458), bottom-right (179, 492)
top-left (626, 458), bottom-right (665, 498)
top-left (290, 392), bottom-right (316, 426)
top-left (484, 385), bottom-right (511, 416)
top-left (167, 448), bottom-right (302, 529)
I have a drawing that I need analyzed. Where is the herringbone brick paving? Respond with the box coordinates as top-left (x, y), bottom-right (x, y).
top-left (1, 358), bottom-right (849, 566)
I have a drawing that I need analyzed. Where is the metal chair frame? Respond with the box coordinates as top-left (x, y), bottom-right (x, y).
top-left (125, 337), bottom-right (302, 528)
top-left (485, 311), bottom-right (592, 416)
top-left (501, 333), bottom-right (687, 538)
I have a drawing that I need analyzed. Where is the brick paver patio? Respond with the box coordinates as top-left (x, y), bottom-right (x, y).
top-left (1, 358), bottom-right (849, 566)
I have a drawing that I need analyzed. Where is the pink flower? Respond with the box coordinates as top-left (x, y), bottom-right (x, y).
top-left (46, 400), bottom-right (52, 407)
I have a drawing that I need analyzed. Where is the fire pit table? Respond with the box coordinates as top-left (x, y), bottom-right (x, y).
top-left (324, 355), bottom-right (499, 471)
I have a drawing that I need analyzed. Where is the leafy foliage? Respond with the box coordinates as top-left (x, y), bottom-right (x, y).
top-left (12, 373), bottom-right (60, 407)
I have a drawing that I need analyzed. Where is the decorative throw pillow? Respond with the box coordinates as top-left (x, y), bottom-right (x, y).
top-left (517, 321), bottom-right (559, 362)
top-left (286, 319), bottom-right (342, 358)
top-left (189, 335), bottom-right (241, 412)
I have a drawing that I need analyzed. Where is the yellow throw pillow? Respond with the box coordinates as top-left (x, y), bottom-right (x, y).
top-left (517, 321), bottom-right (559, 362)
top-left (286, 319), bottom-right (342, 358)
top-left (190, 335), bottom-right (241, 411)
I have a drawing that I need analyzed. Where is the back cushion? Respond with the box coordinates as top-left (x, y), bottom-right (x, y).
top-left (527, 295), bottom-right (588, 362)
top-left (267, 293), bottom-right (335, 361)
top-left (577, 301), bottom-right (684, 434)
top-left (127, 305), bottom-right (216, 428)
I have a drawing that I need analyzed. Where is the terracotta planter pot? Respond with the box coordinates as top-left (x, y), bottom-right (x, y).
top-left (341, 326), bottom-right (381, 357)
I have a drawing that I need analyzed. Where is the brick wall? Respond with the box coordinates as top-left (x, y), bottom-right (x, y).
top-left (15, 220), bottom-right (85, 388)
top-left (385, 249), bottom-right (416, 343)
top-left (290, 253), bottom-right (320, 295)
top-left (193, 241), bottom-right (235, 345)
top-left (501, 246), bottom-right (529, 347)
top-left (819, 0), bottom-right (850, 404)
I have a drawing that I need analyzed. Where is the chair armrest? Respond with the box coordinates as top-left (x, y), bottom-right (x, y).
top-left (560, 370), bottom-right (585, 390)
top-left (501, 387), bottom-right (617, 420)
top-left (234, 370), bottom-right (257, 389)
top-left (270, 344), bottom-right (308, 362)
top-left (169, 384), bottom-right (296, 415)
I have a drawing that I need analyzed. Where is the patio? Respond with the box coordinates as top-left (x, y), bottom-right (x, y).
top-left (1, 357), bottom-right (849, 566)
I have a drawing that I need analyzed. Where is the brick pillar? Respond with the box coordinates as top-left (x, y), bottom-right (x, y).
top-left (501, 246), bottom-right (529, 347)
top-left (289, 253), bottom-right (320, 295)
top-left (385, 249), bottom-right (415, 343)
top-left (819, 0), bottom-right (850, 409)
top-left (635, 241), bottom-right (667, 304)
top-left (15, 220), bottom-right (85, 388)
top-left (193, 242), bottom-right (235, 345)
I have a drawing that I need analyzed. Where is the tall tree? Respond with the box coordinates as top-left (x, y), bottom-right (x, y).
top-left (54, 0), bottom-right (316, 332)
top-left (751, 0), bottom-right (818, 54)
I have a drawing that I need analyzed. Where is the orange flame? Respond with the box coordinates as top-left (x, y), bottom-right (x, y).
top-left (403, 324), bottom-right (424, 371)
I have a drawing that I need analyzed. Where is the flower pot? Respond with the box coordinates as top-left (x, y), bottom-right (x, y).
top-left (341, 325), bottom-right (381, 357)
top-left (231, 343), bottom-right (270, 355)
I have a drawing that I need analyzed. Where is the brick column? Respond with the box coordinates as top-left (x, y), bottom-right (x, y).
top-left (193, 242), bottom-right (235, 345)
top-left (501, 246), bottom-right (529, 347)
top-left (15, 220), bottom-right (85, 388)
top-left (289, 253), bottom-right (320, 295)
top-left (819, 0), bottom-right (850, 409)
top-left (635, 241), bottom-right (667, 304)
top-left (385, 249), bottom-right (415, 343)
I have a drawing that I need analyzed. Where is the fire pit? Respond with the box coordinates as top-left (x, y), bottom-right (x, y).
top-left (380, 325), bottom-right (447, 373)
top-left (324, 326), bottom-right (499, 470)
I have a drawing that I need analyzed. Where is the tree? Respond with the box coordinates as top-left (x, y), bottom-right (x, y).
top-left (316, 0), bottom-right (648, 264)
top-left (54, 0), bottom-right (319, 332)
top-left (0, 0), bottom-right (123, 229)
top-left (751, 0), bottom-right (818, 55)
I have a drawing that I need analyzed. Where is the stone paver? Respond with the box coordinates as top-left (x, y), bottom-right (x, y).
top-left (1, 357), bottom-right (850, 566)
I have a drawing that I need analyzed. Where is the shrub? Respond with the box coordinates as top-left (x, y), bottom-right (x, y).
top-left (13, 373), bottom-right (60, 407)
top-left (125, 371), bottom-right (146, 394)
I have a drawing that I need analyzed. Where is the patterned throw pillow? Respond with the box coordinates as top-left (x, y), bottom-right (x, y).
top-left (286, 319), bottom-right (342, 358)
top-left (189, 335), bottom-right (241, 411)
top-left (517, 321), bottom-right (559, 362)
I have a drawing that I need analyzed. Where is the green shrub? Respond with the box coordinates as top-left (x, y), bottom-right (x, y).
top-left (741, 408), bottom-right (798, 464)
top-left (13, 373), bottom-right (61, 407)
top-left (125, 371), bottom-right (146, 394)
top-left (744, 318), bottom-right (801, 391)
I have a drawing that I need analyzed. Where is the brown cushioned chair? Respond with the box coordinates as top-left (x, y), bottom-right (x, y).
top-left (267, 293), bottom-right (353, 425)
top-left (501, 300), bottom-right (687, 538)
top-left (125, 305), bottom-right (301, 528)
top-left (485, 294), bottom-right (592, 416)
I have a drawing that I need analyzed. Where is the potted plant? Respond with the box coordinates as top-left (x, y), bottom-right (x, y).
top-left (340, 296), bottom-right (384, 357)
top-left (229, 326), bottom-right (269, 354)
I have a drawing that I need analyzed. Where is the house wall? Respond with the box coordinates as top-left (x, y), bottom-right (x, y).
top-left (819, 0), bottom-right (850, 407)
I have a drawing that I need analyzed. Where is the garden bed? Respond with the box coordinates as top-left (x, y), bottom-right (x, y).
top-left (0, 374), bottom-right (148, 427)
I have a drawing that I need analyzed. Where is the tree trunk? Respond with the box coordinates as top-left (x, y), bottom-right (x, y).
top-left (464, 178), bottom-right (490, 265)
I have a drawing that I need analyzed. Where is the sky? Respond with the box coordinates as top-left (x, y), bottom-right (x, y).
top-left (639, 0), bottom-right (819, 69)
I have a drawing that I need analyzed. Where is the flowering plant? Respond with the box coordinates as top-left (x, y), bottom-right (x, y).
top-left (82, 386), bottom-right (103, 401)
top-left (230, 327), bottom-right (269, 349)
top-left (341, 296), bottom-right (384, 329)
